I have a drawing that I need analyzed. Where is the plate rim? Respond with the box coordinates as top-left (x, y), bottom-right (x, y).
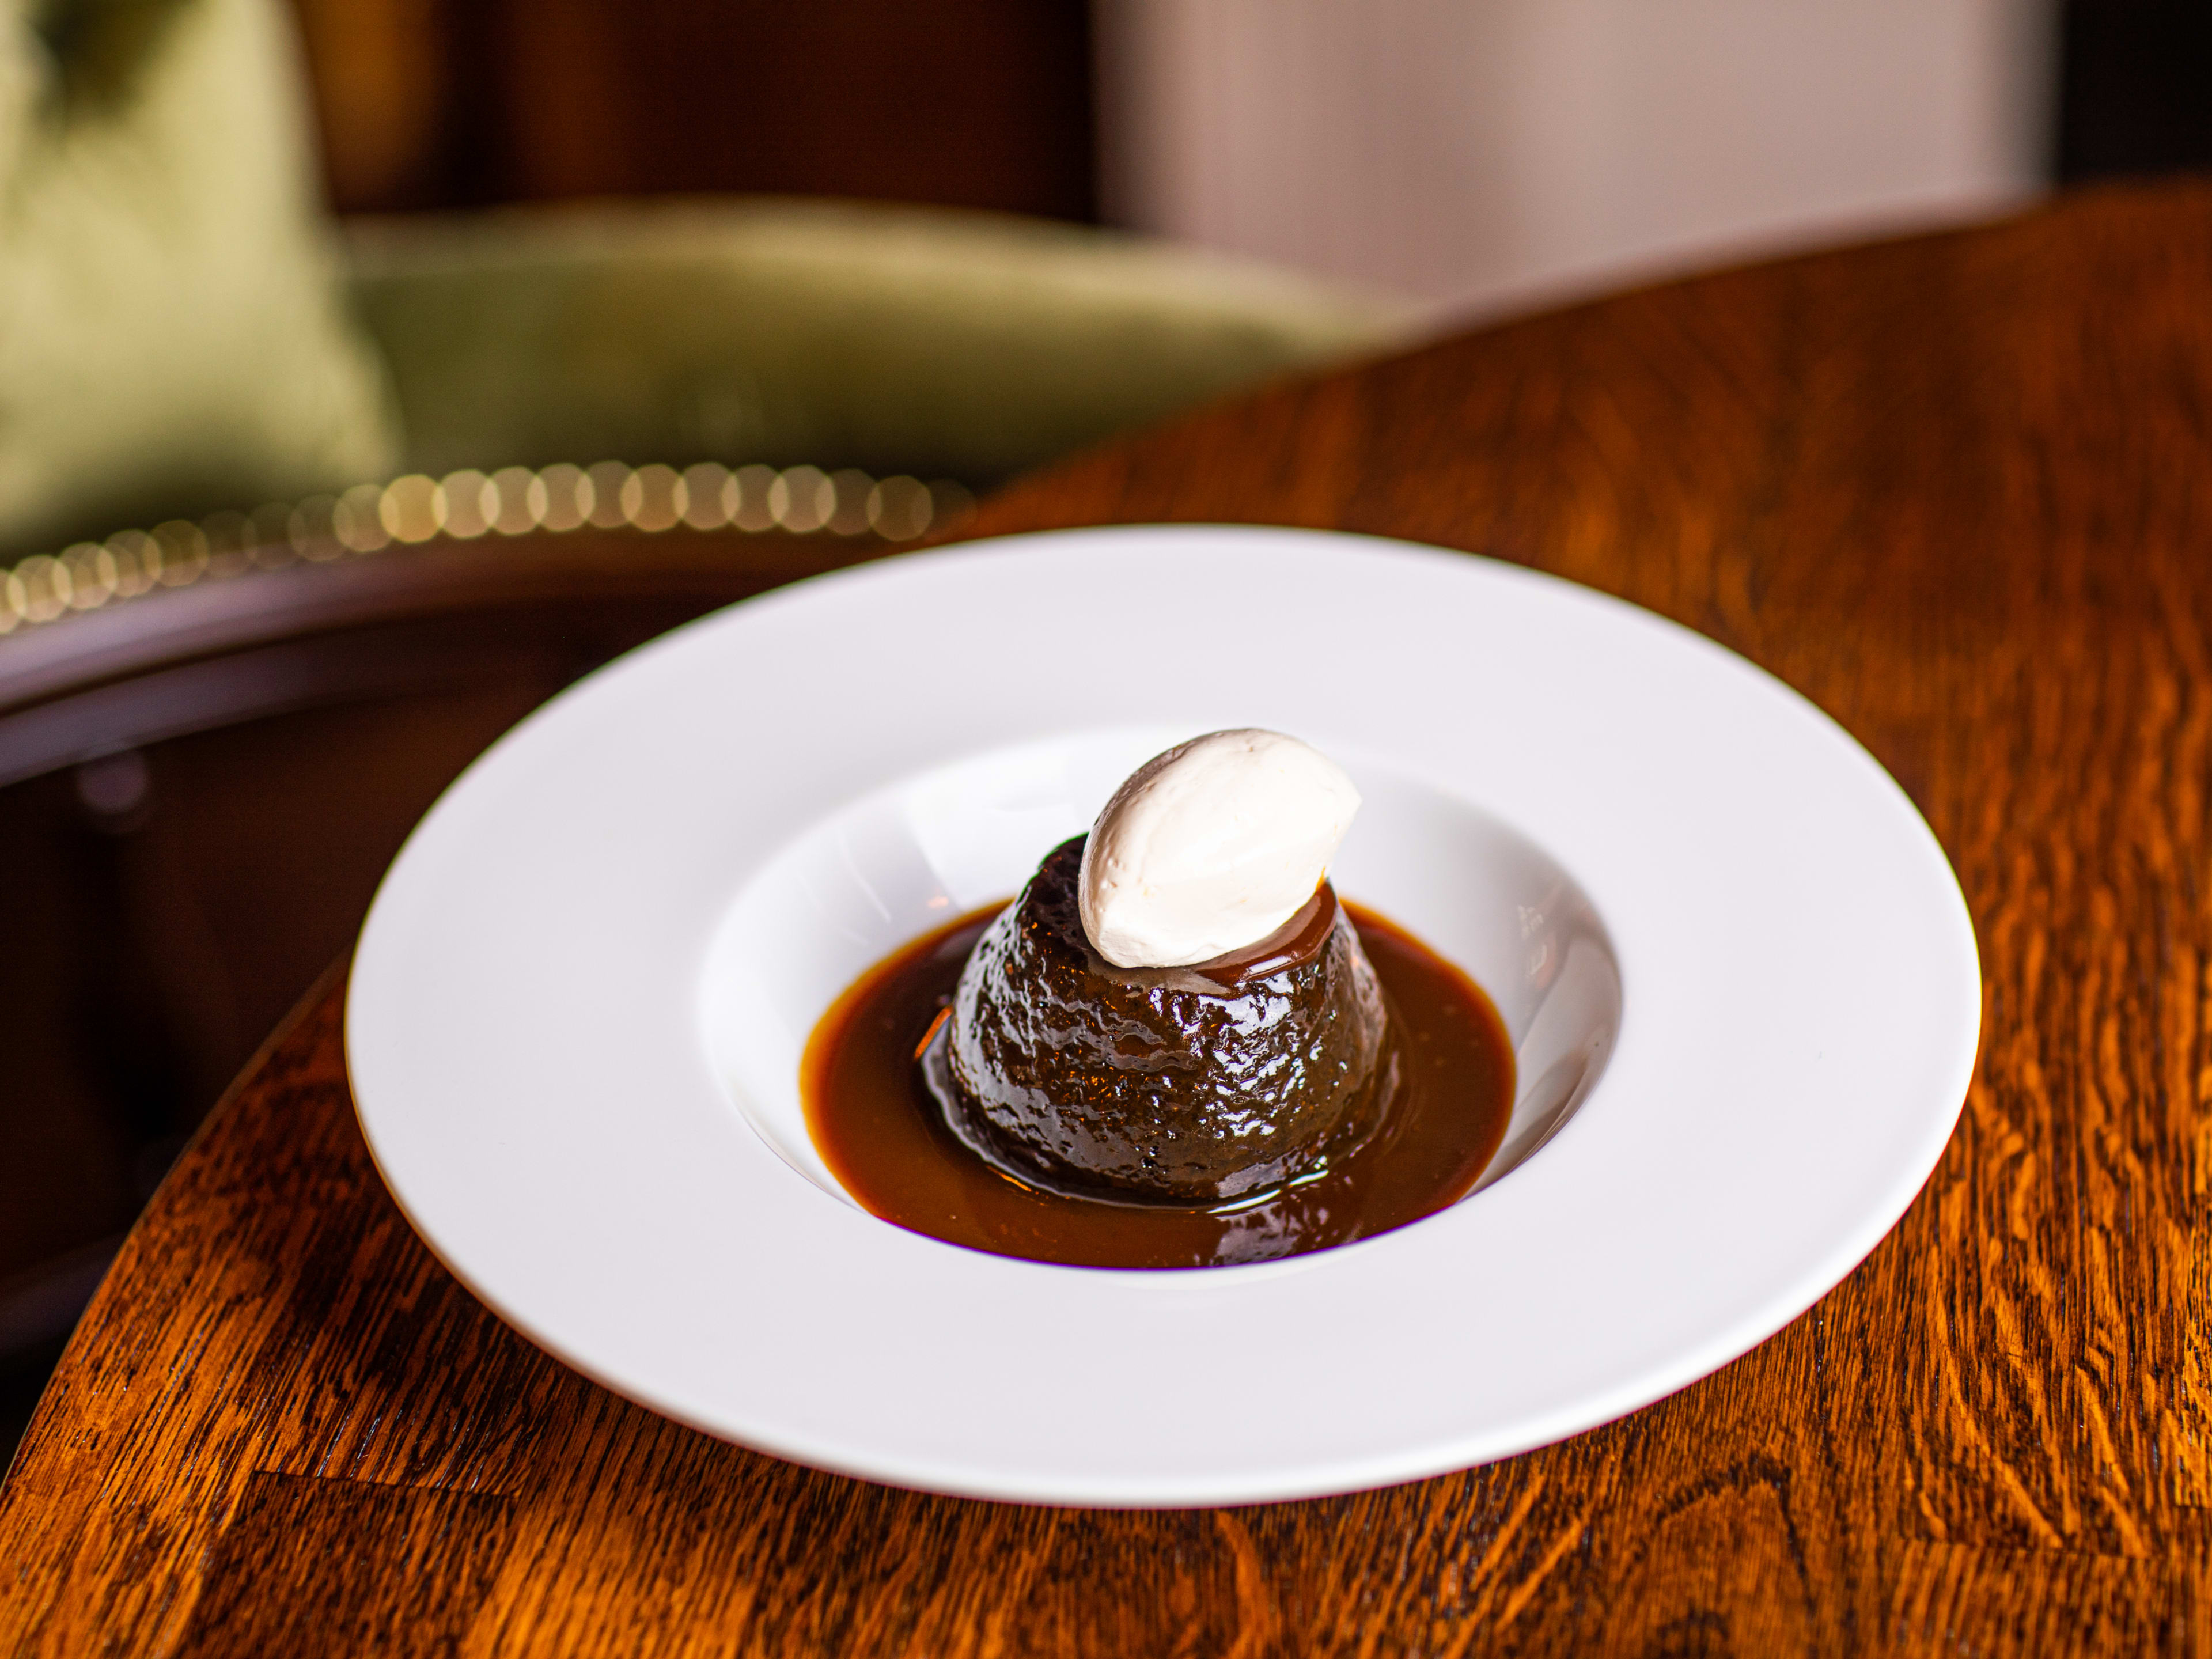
top-left (346, 523), bottom-right (1982, 1506)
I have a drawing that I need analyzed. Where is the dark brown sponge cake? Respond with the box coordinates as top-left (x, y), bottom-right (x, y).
top-left (934, 835), bottom-right (1392, 1203)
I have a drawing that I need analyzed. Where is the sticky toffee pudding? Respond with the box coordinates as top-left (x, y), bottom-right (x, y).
top-left (941, 835), bottom-right (1389, 1205)
top-left (801, 838), bottom-right (1514, 1270)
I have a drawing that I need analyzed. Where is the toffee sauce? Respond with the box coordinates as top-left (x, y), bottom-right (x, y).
top-left (802, 900), bottom-right (1517, 1270)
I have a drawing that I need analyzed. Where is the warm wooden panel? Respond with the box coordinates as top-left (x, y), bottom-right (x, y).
top-left (285, 0), bottom-right (1096, 220)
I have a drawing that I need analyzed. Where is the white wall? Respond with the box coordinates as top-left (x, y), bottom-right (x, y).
top-left (1097, 0), bottom-right (2058, 319)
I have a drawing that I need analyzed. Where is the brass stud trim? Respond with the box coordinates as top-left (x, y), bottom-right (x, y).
top-left (0, 463), bottom-right (974, 639)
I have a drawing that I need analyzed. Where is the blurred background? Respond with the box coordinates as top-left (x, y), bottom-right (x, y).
top-left (287, 0), bottom-right (2201, 312)
top-left (3, 0), bottom-right (2208, 1461)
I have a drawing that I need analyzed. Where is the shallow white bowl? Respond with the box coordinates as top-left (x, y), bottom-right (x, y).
top-left (347, 525), bottom-right (1980, 1507)
top-left (700, 732), bottom-right (1621, 1209)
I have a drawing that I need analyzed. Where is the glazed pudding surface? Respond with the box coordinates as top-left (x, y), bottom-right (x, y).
top-left (802, 894), bottom-right (1514, 1271)
top-left (943, 836), bottom-right (1388, 1205)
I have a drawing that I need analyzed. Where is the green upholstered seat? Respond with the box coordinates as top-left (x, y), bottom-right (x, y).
top-left (0, 0), bottom-right (1410, 560)
top-left (347, 199), bottom-right (1406, 493)
top-left (0, 0), bottom-right (398, 556)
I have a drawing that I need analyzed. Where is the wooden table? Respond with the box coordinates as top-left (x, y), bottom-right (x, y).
top-left (7, 179), bottom-right (2211, 1656)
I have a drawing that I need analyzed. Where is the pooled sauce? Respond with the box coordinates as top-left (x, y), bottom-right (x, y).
top-left (802, 901), bottom-right (1516, 1270)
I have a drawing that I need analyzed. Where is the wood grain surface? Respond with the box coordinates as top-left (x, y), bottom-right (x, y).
top-left (8, 180), bottom-right (2212, 1655)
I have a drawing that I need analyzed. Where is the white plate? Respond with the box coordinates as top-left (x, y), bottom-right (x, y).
top-left (347, 525), bottom-right (1979, 1507)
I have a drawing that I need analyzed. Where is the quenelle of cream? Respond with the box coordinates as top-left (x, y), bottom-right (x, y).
top-left (1077, 729), bottom-right (1361, 969)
